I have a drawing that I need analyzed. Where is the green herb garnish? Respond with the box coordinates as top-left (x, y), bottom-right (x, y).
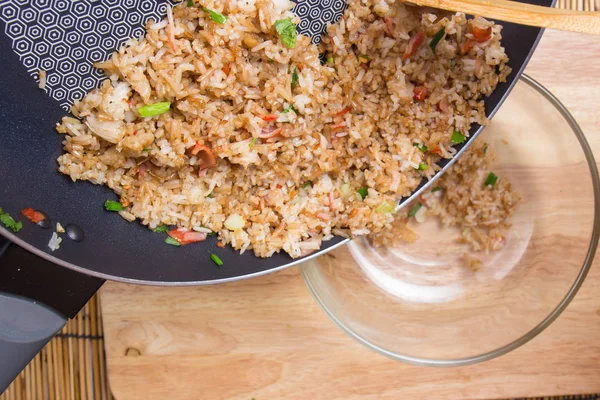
top-left (249, 137), bottom-right (258, 149)
top-left (483, 145), bottom-right (488, 154)
top-left (210, 253), bottom-right (224, 266)
top-left (282, 105), bottom-right (298, 114)
top-left (104, 200), bottom-right (125, 212)
top-left (153, 225), bottom-right (169, 233)
top-left (138, 102), bottom-right (171, 118)
top-left (430, 26), bottom-right (446, 52)
top-left (357, 187), bottom-right (368, 200)
top-left (302, 180), bottom-right (313, 189)
top-left (408, 202), bottom-right (422, 218)
top-left (13, 221), bottom-right (23, 232)
top-left (0, 210), bottom-right (22, 232)
top-left (418, 162), bottom-right (428, 170)
top-left (451, 129), bottom-right (466, 144)
top-left (376, 200), bottom-right (396, 214)
top-left (291, 67), bottom-right (299, 88)
top-left (165, 236), bottom-right (181, 246)
top-left (326, 55), bottom-right (334, 65)
top-left (413, 143), bottom-right (427, 152)
top-left (274, 18), bottom-right (297, 49)
top-left (431, 186), bottom-right (441, 192)
top-left (142, 147), bottom-right (152, 152)
top-left (484, 172), bottom-right (498, 187)
top-left (187, 0), bottom-right (194, 6)
top-left (202, 7), bottom-right (227, 24)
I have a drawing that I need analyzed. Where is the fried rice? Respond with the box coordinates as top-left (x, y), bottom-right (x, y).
top-left (369, 139), bottom-right (521, 253)
top-left (55, 0), bottom-right (510, 258)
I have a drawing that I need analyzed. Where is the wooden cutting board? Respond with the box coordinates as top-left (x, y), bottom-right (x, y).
top-left (101, 30), bottom-right (600, 400)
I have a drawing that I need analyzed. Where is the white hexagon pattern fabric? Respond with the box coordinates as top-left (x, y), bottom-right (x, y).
top-left (0, 0), bottom-right (345, 110)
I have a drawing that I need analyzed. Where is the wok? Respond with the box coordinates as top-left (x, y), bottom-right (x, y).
top-left (0, 0), bottom-right (553, 391)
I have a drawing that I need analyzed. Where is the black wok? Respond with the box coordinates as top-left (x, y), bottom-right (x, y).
top-left (0, 0), bottom-right (553, 392)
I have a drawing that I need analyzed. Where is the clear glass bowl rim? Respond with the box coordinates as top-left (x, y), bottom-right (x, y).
top-left (299, 74), bottom-right (600, 367)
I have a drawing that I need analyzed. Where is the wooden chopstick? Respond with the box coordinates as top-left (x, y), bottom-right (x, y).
top-left (405, 0), bottom-right (600, 34)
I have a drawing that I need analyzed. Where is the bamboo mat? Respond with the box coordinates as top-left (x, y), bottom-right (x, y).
top-left (556, 0), bottom-right (598, 10)
top-left (1, 1), bottom-right (599, 399)
top-left (0, 295), bottom-right (114, 400)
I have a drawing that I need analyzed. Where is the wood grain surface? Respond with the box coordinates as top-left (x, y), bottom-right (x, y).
top-left (101, 30), bottom-right (600, 400)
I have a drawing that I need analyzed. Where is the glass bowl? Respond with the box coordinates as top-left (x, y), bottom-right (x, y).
top-left (299, 75), bottom-right (600, 366)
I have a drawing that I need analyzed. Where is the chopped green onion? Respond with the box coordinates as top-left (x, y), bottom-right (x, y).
top-left (165, 237), bottom-right (181, 246)
top-left (302, 180), bottom-right (313, 189)
top-left (282, 105), bottom-right (298, 114)
top-left (340, 182), bottom-right (351, 198)
top-left (356, 187), bottom-right (368, 200)
top-left (206, 230), bottom-right (217, 236)
top-left (326, 55), bottom-right (334, 65)
top-left (210, 253), bottom-right (224, 266)
top-left (358, 55), bottom-right (370, 63)
top-left (273, 18), bottom-right (297, 49)
top-left (224, 214), bottom-right (245, 231)
top-left (376, 200), bottom-right (396, 214)
top-left (249, 137), bottom-right (258, 149)
top-left (187, 0), bottom-right (194, 6)
top-left (104, 200), bottom-right (124, 212)
top-left (138, 102), bottom-right (171, 118)
top-left (13, 221), bottom-right (23, 232)
top-left (430, 26), bottom-right (446, 52)
top-left (418, 162), bottom-right (428, 170)
top-left (431, 186), bottom-right (441, 192)
top-left (290, 196), bottom-right (302, 205)
top-left (206, 193), bottom-right (213, 198)
top-left (0, 211), bottom-right (22, 232)
top-left (408, 202), bottom-right (422, 218)
top-left (483, 145), bottom-right (488, 154)
top-left (451, 129), bottom-right (466, 144)
top-left (153, 225), bottom-right (169, 233)
top-left (142, 147), bottom-right (152, 152)
top-left (413, 143), bottom-right (427, 152)
top-left (291, 67), bottom-right (299, 88)
top-left (202, 7), bottom-right (227, 24)
top-left (484, 172), bottom-right (498, 187)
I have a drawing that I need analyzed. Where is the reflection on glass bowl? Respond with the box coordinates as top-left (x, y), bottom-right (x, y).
top-left (300, 75), bottom-right (600, 366)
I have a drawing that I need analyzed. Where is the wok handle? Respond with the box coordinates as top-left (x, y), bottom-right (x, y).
top-left (0, 238), bottom-right (104, 394)
top-left (0, 292), bottom-right (66, 393)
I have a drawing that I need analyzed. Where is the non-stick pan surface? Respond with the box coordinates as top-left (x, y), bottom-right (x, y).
top-left (0, 0), bottom-right (553, 284)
